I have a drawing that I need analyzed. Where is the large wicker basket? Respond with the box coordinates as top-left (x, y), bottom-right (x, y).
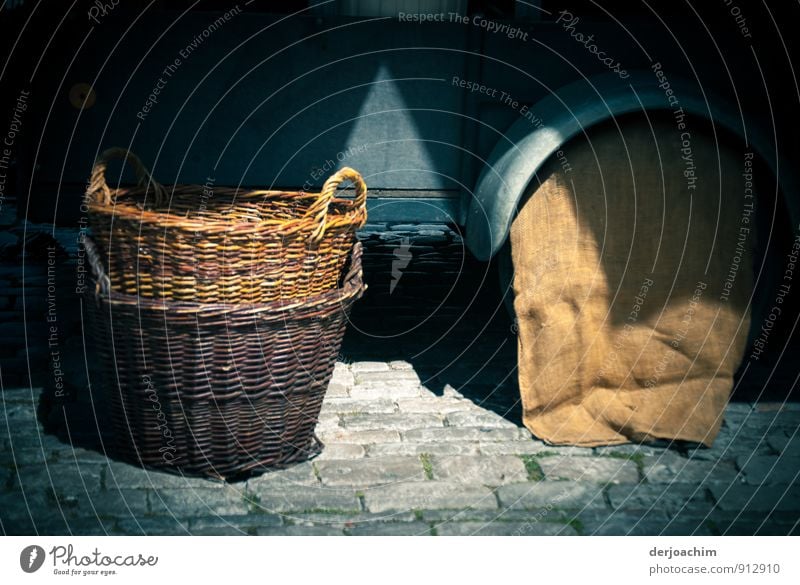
top-left (84, 236), bottom-right (364, 479)
top-left (86, 148), bottom-right (367, 304)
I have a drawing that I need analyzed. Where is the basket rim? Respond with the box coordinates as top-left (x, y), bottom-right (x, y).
top-left (87, 149), bottom-right (368, 241)
top-left (90, 280), bottom-right (365, 320)
top-left (83, 235), bottom-right (365, 320)
top-left (87, 184), bottom-right (366, 235)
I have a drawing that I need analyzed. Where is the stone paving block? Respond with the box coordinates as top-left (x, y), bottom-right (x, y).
top-left (736, 455), bottom-right (800, 485)
top-left (737, 436), bottom-right (777, 457)
top-left (754, 402), bottom-right (793, 413)
top-left (536, 444), bottom-right (596, 457)
top-left (2, 515), bottom-right (54, 535)
top-left (350, 362), bottom-right (391, 373)
top-left (394, 397), bottom-right (475, 414)
top-left (773, 415), bottom-right (800, 435)
top-left (722, 403), bottom-right (755, 425)
top-left (538, 456), bottom-right (639, 484)
top-left (388, 360), bottom-right (414, 370)
top-left (59, 517), bottom-right (118, 536)
top-left (51, 446), bottom-right (113, 465)
top-left (325, 382), bottom-right (350, 398)
top-left (402, 427), bottom-right (523, 443)
top-left (593, 444), bottom-right (663, 458)
top-left (435, 520), bottom-right (575, 536)
top-left (186, 524), bottom-right (250, 536)
top-left (331, 362), bottom-right (354, 380)
top-left (349, 383), bottom-right (423, 400)
top-left (316, 428), bottom-right (402, 445)
top-left (740, 413), bottom-right (795, 435)
top-left (709, 483), bottom-right (800, 513)
top-left (575, 509), bottom-right (706, 536)
top-left (187, 514), bottom-right (283, 535)
top-left (14, 462), bottom-right (103, 494)
top-left (321, 398), bottom-right (397, 415)
top-left (607, 483), bottom-right (713, 513)
top-left (327, 367), bottom-right (354, 397)
top-left (3, 446), bottom-right (48, 468)
top-left (316, 411), bottom-right (340, 426)
top-left (355, 370), bottom-right (420, 384)
top-left (245, 461), bottom-right (319, 489)
top-left (766, 433), bottom-right (800, 455)
top-left (478, 441), bottom-right (548, 456)
top-left (687, 430), bottom-right (773, 460)
top-left (347, 521), bottom-right (433, 536)
top-left (364, 481), bottom-right (498, 513)
top-left (115, 516), bottom-right (190, 535)
top-left (681, 442), bottom-right (731, 462)
top-left (315, 421), bottom-right (341, 439)
top-left (444, 411), bottom-right (519, 429)
top-left (442, 384), bottom-right (465, 399)
top-left (0, 491), bottom-right (62, 534)
top-left (247, 487), bottom-right (361, 514)
top-left (3, 432), bottom-right (62, 454)
top-left (642, 452), bottom-right (740, 484)
top-left (10, 514), bottom-right (116, 536)
top-left (367, 442), bottom-right (480, 457)
top-left (0, 388), bottom-right (37, 403)
top-left (102, 462), bottom-right (224, 490)
top-left (49, 491), bottom-right (87, 511)
top-left (340, 413), bottom-right (443, 432)
top-left (316, 456), bottom-right (425, 487)
top-left (315, 443), bottom-right (366, 460)
top-left (496, 482), bottom-right (606, 510)
top-left (292, 511), bottom-right (417, 527)
top-left (256, 525), bottom-right (344, 536)
top-left (421, 507), bottom-right (567, 525)
top-left (10, 429), bottom-right (63, 447)
top-left (149, 487), bottom-right (249, 517)
top-left (430, 455), bottom-right (527, 486)
top-left (0, 402), bottom-right (39, 424)
top-left (80, 489), bottom-right (150, 517)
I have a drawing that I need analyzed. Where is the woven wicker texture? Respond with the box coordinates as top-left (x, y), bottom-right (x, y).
top-left (84, 236), bottom-right (365, 479)
top-left (86, 148), bottom-right (367, 303)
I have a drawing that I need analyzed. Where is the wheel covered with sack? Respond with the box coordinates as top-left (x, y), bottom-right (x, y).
top-left (505, 113), bottom-right (761, 447)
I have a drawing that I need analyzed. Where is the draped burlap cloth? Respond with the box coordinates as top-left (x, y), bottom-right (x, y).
top-left (510, 114), bottom-right (754, 447)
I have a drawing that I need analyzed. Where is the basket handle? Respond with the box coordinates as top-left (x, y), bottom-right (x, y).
top-left (87, 147), bottom-right (167, 207)
top-left (306, 167), bottom-right (367, 243)
top-left (83, 235), bottom-right (111, 298)
top-left (342, 241), bottom-right (363, 289)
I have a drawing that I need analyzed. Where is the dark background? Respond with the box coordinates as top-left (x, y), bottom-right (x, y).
top-left (0, 1), bottom-right (798, 411)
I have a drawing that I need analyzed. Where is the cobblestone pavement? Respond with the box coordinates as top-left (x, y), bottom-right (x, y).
top-left (2, 366), bottom-right (799, 536)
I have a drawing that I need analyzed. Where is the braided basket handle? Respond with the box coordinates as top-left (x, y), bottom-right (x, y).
top-left (87, 147), bottom-right (167, 207)
top-left (82, 235), bottom-right (111, 298)
top-left (342, 241), bottom-right (363, 289)
top-left (307, 167), bottom-right (367, 243)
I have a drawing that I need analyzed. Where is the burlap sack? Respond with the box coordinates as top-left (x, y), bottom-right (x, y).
top-left (510, 114), bottom-right (755, 447)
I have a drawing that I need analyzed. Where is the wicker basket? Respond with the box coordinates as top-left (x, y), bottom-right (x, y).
top-left (86, 148), bottom-right (367, 304)
top-left (84, 236), bottom-right (364, 479)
